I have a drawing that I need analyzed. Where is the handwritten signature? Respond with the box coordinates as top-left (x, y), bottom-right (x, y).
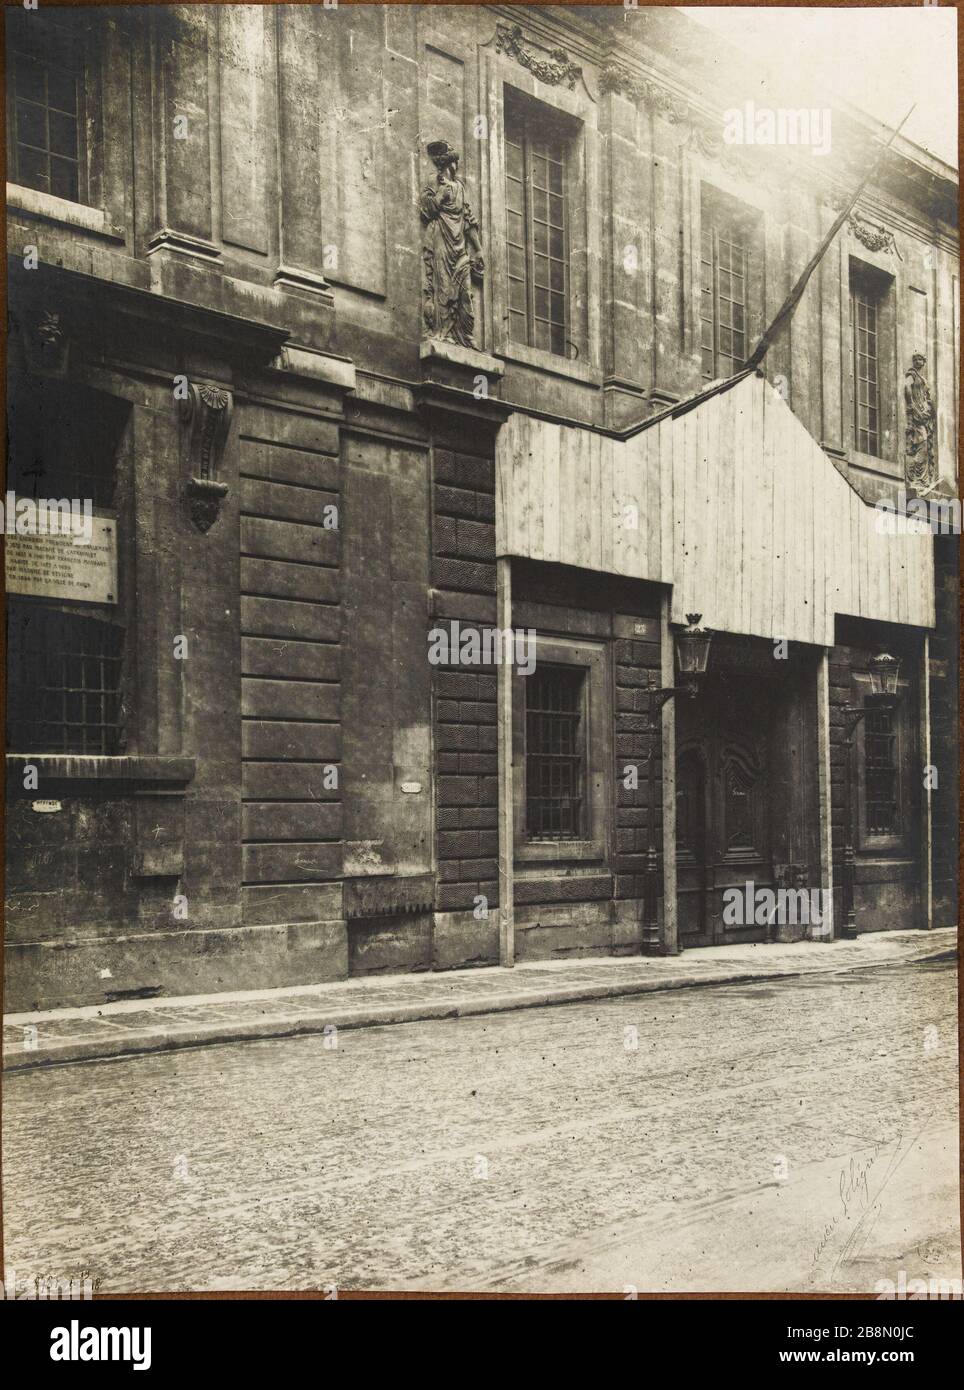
top-left (811, 1136), bottom-right (891, 1269)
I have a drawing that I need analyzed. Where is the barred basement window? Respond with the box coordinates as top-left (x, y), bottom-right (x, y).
top-left (851, 280), bottom-right (882, 456)
top-left (6, 9), bottom-right (87, 203)
top-left (525, 665), bottom-right (586, 838)
top-left (864, 705), bottom-right (900, 836)
top-left (505, 91), bottom-right (571, 357)
top-left (6, 602), bottom-right (124, 755)
top-left (700, 209), bottom-right (749, 381)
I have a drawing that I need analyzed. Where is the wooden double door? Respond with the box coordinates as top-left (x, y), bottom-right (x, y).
top-left (675, 678), bottom-right (777, 946)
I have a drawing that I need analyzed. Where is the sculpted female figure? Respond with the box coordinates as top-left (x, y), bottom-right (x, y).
top-left (420, 141), bottom-right (484, 349)
top-left (904, 353), bottom-right (937, 488)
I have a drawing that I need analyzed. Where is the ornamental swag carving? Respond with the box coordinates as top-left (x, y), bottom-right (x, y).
top-left (420, 141), bottom-right (485, 349)
top-left (904, 354), bottom-right (937, 489)
top-left (180, 380), bottom-right (233, 533)
top-left (848, 212), bottom-right (900, 258)
top-left (494, 22), bottom-right (582, 90)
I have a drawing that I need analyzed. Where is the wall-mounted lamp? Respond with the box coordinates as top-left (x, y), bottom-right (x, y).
top-left (674, 613), bottom-right (713, 696)
top-left (867, 651), bottom-right (901, 705)
top-left (649, 614), bottom-right (714, 714)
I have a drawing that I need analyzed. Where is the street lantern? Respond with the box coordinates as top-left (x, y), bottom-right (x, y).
top-left (674, 614), bottom-right (713, 695)
top-left (868, 652), bottom-right (900, 704)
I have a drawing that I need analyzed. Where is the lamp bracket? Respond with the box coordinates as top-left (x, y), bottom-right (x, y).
top-left (648, 679), bottom-right (698, 719)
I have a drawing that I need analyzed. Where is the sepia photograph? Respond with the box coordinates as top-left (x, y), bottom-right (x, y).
top-left (1, 0), bottom-right (960, 1341)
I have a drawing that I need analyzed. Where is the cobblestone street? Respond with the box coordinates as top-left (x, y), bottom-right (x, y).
top-left (3, 956), bottom-right (958, 1295)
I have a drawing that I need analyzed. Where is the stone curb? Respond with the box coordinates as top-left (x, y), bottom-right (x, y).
top-left (4, 941), bottom-right (954, 1072)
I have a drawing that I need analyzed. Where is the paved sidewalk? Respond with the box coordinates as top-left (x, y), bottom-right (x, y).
top-left (3, 927), bottom-right (956, 1071)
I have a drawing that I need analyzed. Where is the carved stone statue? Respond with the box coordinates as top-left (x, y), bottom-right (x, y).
top-left (903, 353), bottom-right (937, 489)
top-left (420, 141), bottom-right (484, 349)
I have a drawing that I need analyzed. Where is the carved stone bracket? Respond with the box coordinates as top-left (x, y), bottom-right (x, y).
top-left (418, 338), bottom-right (509, 427)
top-left (495, 21), bottom-right (582, 90)
top-left (17, 308), bottom-right (70, 378)
top-left (180, 381), bottom-right (233, 533)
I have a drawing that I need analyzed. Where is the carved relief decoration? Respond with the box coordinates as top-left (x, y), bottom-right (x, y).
top-left (599, 63), bottom-right (688, 123)
top-left (420, 140), bottom-right (485, 349)
top-left (848, 211), bottom-right (900, 258)
top-left (598, 63), bottom-right (757, 182)
top-left (495, 22), bottom-right (582, 91)
top-left (17, 308), bottom-right (70, 377)
top-left (180, 381), bottom-right (233, 533)
top-left (903, 354), bottom-right (937, 489)
top-left (719, 740), bottom-right (767, 858)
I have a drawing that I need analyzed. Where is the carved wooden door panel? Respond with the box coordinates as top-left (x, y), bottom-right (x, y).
top-left (709, 727), bottom-right (772, 941)
top-left (676, 686), bottom-right (775, 945)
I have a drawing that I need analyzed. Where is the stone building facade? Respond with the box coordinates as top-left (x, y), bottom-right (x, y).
top-left (4, 5), bottom-right (958, 1009)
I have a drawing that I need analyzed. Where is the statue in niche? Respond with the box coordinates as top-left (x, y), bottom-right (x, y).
top-left (420, 140), bottom-right (484, 348)
top-left (903, 353), bottom-right (937, 489)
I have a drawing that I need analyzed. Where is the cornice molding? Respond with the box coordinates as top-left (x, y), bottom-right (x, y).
top-left (597, 59), bottom-right (958, 247)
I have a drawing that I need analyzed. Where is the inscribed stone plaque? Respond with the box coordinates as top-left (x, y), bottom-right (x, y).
top-left (5, 517), bottom-right (118, 604)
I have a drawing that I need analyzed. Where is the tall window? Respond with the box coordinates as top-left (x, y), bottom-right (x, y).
top-left (5, 374), bottom-right (128, 755)
top-left (700, 200), bottom-right (751, 381)
top-left (864, 706), bottom-right (900, 836)
top-left (6, 10), bottom-right (86, 203)
top-left (525, 665), bottom-right (586, 838)
top-left (505, 91), bottom-right (570, 357)
top-left (851, 277), bottom-right (882, 456)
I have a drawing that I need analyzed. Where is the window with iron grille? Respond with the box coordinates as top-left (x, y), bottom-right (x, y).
top-left (6, 10), bottom-right (86, 203)
top-left (505, 92), bottom-right (570, 357)
top-left (5, 373), bottom-right (128, 755)
top-left (525, 665), bottom-right (586, 838)
top-left (6, 603), bottom-right (124, 755)
top-left (851, 279), bottom-right (882, 456)
top-left (864, 705), bottom-right (900, 836)
top-left (700, 209), bottom-right (749, 382)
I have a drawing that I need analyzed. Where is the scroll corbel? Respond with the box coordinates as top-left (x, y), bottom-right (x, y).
top-left (180, 381), bottom-right (233, 532)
